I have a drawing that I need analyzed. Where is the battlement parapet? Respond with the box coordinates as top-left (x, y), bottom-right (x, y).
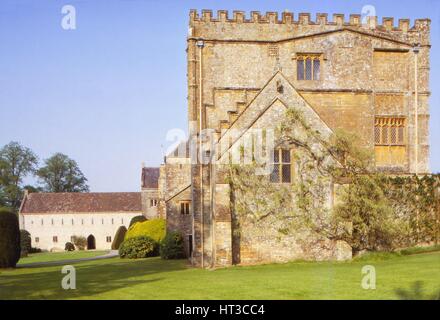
top-left (189, 10), bottom-right (430, 34)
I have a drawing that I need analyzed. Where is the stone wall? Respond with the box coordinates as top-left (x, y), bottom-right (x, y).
top-left (184, 10), bottom-right (431, 267)
top-left (141, 188), bottom-right (159, 219)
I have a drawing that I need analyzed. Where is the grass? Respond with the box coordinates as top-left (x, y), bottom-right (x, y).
top-left (400, 244), bottom-right (440, 256)
top-left (352, 245), bottom-right (440, 262)
top-left (17, 251), bottom-right (107, 265)
top-left (0, 251), bottom-right (439, 300)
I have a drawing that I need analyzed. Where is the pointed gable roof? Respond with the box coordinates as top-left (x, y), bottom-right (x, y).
top-left (217, 71), bottom-right (333, 160)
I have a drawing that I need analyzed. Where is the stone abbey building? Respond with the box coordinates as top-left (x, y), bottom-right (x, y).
top-left (18, 10), bottom-right (431, 266)
top-left (158, 10), bottom-right (431, 268)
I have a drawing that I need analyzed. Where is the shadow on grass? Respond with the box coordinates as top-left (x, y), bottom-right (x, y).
top-left (0, 257), bottom-right (187, 300)
top-left (395, 281), bottom-right (440, 300)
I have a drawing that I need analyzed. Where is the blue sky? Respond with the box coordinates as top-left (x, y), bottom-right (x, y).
top-left (0, 0), bottom-right (439, 191)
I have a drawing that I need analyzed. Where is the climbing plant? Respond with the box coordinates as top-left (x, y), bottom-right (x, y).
top-left (227, 107), bottom-right (440, 256)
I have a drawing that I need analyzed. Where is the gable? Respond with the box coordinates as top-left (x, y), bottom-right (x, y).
top-left (217, 72), bottom-right (333, 162)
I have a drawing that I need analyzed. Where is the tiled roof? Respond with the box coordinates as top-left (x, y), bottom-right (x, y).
top-left (20, 192), bottom-right (142, 214)
top-left (142, 167), bottom-right (160, 189)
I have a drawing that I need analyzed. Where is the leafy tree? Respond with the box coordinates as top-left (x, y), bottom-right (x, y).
top-left (37, 153), bottom-right (89, 192)
top-left (20, 230), bottom-right (32, 257)
top-left (23, 185), bottom-right (43, 194)
top-left (72, 235), bottom-right (87, 250)
top-left (332, 174), bottom-right (400, 254)
top-left (0, 142), bottom-right (38, 211)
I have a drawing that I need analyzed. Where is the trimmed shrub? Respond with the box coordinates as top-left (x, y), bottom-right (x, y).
top-left (20, 230), bottom-right (32, 257)
top-left (160, 232), bottom-right (185, 260)
top-left (129, 215), bottom-right (147, 227)
top-left (125, 218), bottom-right (166, 243)
top-left (29, 247), bottom-right (41, 254)
top-left (72, 235), bottom-right (87, 250)
top-left (65, 242), bottom-right (75, 251)
top-left (119, 236), bottom-right (157, 259)
top-left (111, 226), bottom-right (127, 250)
top-left (0, 209), bottom-right (21, 268)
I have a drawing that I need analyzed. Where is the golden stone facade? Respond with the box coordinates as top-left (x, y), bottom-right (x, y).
top-left (159, 10), bottom-right (431, 268)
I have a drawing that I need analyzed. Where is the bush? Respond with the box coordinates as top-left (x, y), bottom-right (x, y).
top-left (160, 232), bottom-right (185, 259)
top-left (119, 236), bottom-right (158, 259)
top-left (125, 218), bottom-right (166, 243)
top-left (65, 242), bottom-right (75, 251)
top-left (111, 226), bottom-right (127, 250)
top-left (0, 209), bottom-right (21, 268)
top-left (20, 230), bottom-right (32, 257)
top-left (129, 215), bottom-right (147, 227)
top-left (29, 247), bottom-right (41, 254)
top-left (72, 236), bottom-right (87, 250)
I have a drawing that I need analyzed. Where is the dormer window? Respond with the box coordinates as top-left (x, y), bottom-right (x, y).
top-left (297, 54), bottom-right (321, 80)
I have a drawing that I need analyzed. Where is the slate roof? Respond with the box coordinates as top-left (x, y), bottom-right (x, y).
top-left (20, 192), bottom-right (142, 214)
top-left (141, 167), bottom-right (160, 189)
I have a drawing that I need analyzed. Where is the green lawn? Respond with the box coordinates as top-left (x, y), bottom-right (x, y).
top-left (0, 252), bottom-right (439, 300)
top-left (17, 251), bottom-right (108, 265)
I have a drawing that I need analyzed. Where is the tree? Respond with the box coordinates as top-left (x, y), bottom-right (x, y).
top-left (0, 209), bottom-right (21, 268)
top-left (0, 142), bottom-right (38, 211)
top-left (20, 230), bottom-right (32, 257)
top-left (37, 153), bottom-right (89, 192)
top-left (71, 236), bottom-right (87, 250)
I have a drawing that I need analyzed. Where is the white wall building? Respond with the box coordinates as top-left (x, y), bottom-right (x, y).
top-left (19, 192), bottom-right (144, 251)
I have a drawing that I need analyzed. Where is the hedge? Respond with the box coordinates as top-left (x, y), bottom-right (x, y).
top-left (111, 226), bottom-right (127, 250)
top-left (129, 215), bottom-right (147, 227)
top-left (125, 218), bottom-right (166, 243)
top-left (0, 209), bottom-right (21, 268)
top-left (160, 232), bottom-right (185, 260)
top-left (119, 236), bottom-right (157, 259)
top-left (65, 242), bottom-right (75, 251)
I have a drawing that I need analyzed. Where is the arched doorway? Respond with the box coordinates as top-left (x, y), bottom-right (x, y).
top-left (87, 235), bottom-right (96, 250)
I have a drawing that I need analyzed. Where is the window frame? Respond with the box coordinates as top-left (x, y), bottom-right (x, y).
top-left (374, 117), bottom-right (406, 146)
top-left (296, 54), bottom-right (322, 81)
top-left (270, 149), bottom-right (294, 184)
top-left (180, 201), bottom-right (191, 215)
